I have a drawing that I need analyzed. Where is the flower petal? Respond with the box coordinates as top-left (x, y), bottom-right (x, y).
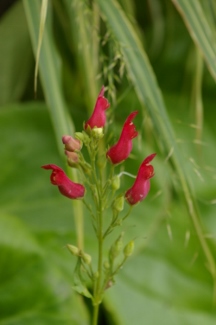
top-left (125, 153), bottom-right (156, 205)
top-left (106, 111), bottom-right (138, 164)
top-left (41, 164), bottom-right (85, 199)
top-left (85, 86), bottom-right (110, 129)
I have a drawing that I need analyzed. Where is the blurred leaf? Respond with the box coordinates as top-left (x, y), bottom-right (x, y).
top-left (0, 1), bottom-right (33, 105)
top-left (0, 215), bottom-right (89, 325)
top-left (105, 202), bottom-right (215, 325)
top-left (172, 0), bottom-right (216, 83)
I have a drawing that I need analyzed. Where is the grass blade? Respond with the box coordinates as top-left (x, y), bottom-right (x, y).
top-left (23, 0), bottom-right (84, 250)
top-left (172, 0), bottom-right (216, 82)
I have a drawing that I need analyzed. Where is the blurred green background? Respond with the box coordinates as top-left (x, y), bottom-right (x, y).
top-left (0, 0), bottom-right (216, 324)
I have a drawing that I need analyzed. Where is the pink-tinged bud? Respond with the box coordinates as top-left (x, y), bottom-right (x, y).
top-left (62, 135), bottom-right (82, 151)
top-left (65, 151), bottom-right (79, 167)
top-left (125, 153), bottom-right (156, 205)
top-left (41, 164), bottom-right (85, 199)
top-left (106, 111), bottom-right (138, 164)
top-left (85, 86), bottom-right (110, 129)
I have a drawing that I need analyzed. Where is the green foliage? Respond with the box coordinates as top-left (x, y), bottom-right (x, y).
top-left (0, 0), bottom-right (216, 324)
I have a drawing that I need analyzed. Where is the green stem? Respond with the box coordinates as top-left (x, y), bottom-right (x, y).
top-left (92, 194), bottom-right (103, 324)
top-left (92, 304), bottom-right (99, 325)
top-left (88, 140), bottom-right (104, 325)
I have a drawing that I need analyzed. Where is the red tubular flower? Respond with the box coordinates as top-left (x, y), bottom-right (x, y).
top-left (85, 86), bottom-right (110, 129)
top-left (125, 153), bottom-right (156, 205)
top-left (106, 111), bottom-right (138, 164)
top-left (41, 164), bottom-right (85, 199)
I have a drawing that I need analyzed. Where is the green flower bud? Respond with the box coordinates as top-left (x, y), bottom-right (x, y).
top-left (81, 252), bottom-right (92, 265)
top-left (65, 150), bottom-right (79, 167)
top-left (110, 232), bottom-right (124, 260)
top-left (67, 244), bottom-right (79, 256)
top-left (103, 261), bottom-right (110, 270)
top-left (124, 240), bottom-right (134, 257)
top-left (91, 127), bottom-right (104, 139)
top-left (111, 175), bottom-right (120, 191)
top-left (75, 131), bottom-right (90, 145)
top-left (105, 280), bottom-right (113, 290)
top-left (113, 196), bottom-right (124, 212)
top-left (93, 271), bottom-right (99, 279)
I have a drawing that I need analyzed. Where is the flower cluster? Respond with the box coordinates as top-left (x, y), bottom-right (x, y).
top-left (41, 85), bottom-right (156, 317)
top-left (42, 86), bottom-right (156, 205)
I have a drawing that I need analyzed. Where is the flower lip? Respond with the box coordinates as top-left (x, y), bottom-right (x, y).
top-left (143, 153), bottom-right (157, 165)
top-left (124, 110), bottom-right (139, 138)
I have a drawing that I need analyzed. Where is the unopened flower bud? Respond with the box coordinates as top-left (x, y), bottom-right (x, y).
top-left (113, 196), bottom-right (124, 212)
top-left (67, 244), bottom-right (79, 256)
top-left (124, 240), bottom-right (134, 257)
top-left (91, 127), bottom-right (104, 139)
top-left (110, 232), bottom-right (124, 260)
top-left (62, 135), bottom-right (82, 151)
top-left (105, 280), bottom-right (113, 290)
top-left (93, 271), bottom-right (99, 279)
top-left (103, 261), bottom-right (110, 270)
top-left (81, 252), bottom-right (92, 265)
top-left (75, 131), bottom-right (90, 145)
top-left (65, 150), bottom-right (79, 167)
top-left (111, 175), bottom-right (120, 191)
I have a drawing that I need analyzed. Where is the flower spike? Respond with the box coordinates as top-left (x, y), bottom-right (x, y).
top-left (106, 111), bottom-right (138, 164)
top-left (85, 86), bottom-right (110, 129)
top-left (125, 153), bottom-right (156, 205)
top-left (41, 164), bottom-right (85, 199)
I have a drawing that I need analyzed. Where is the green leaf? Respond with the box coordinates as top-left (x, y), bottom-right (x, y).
top-left (105, 202), bottom-right (216, 325)
top-left (0, 215), bottom-right (89, 325)
top-left (0, 104), bottom-right (90, 324)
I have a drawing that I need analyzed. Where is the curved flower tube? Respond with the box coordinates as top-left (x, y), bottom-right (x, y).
top-left (85, 86), bottom-right (110, 129)
top-left (41, 164), bottom-right (85, 199)
top-left (106, 111), bottom-right (138, 164)
top-left (125, 153), bottom-right (156, 205)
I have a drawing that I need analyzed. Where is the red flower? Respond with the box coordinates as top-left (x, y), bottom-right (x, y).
top-left (85, 86), bottom-right (110, 129)
top-left (41, 164), bottom-right (85, 199)
top-left (106, 111), bottom-right (138, 164)
top-left (125, 153), bottom-right (156, 205)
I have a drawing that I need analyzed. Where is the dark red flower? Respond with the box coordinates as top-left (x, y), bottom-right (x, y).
top-left (85, 86), bottom-right (110, 129)
top-left (41, 164), bottom-right (85, 199)
top-left (106, 111), bottom-right (138, 164)
top-left (125, 153), bottom-right (156, 205)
